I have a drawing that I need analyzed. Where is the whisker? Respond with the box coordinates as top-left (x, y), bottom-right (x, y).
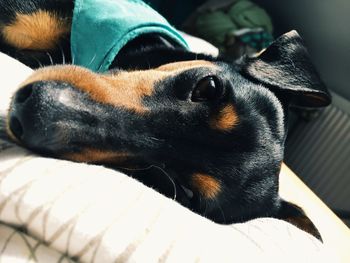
top-left (214, 198), bottom-right (227, 224)
top-left (116, 165), bottom-right (155, 171)
top-left (59, 45), bottom-right (66, 65)
top-left (46, 52), bottom-right (54, 66)
top-left (114, 163), bottom-right (177, 200)
top-left (36, 60), bottom-right (43, 68)
top-left (29, 54), bottom-right (43, 68)
top-left (197, 194), bottom-right (208, 217)
top-left (148, 136), bottom-right (165, 145)
top-left (150, 164), bottom-right (177, 200)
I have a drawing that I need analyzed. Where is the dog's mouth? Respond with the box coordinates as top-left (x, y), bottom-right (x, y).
top-left (124, 163), bottom-right (211, 215)
top-left (180, 184), bottom-right (194, 199)
top-left (134, 165), bottom-right (196, 204)
top-left (175, 182), bottom-right (196, 208)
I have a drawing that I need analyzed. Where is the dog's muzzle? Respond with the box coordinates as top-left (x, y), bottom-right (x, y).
top-left (8, 81), bottom-right (99, 152)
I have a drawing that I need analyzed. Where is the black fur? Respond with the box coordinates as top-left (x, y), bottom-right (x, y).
top-left (0, 0), bottom-right (330, 240)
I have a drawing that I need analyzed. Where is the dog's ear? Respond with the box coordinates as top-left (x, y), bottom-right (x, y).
top-left (277, 200), bottom-right (322, 241)
top-left (238, 30), bottom-right (331, 107)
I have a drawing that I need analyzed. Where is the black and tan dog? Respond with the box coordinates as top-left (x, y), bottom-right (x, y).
top-left (0, 0), bottom-right (330, 240)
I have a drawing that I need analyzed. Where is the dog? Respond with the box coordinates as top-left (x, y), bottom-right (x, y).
top-left (0, 0), bottom-right (331, 240)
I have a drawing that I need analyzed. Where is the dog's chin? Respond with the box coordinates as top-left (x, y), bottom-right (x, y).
top-left (109, 161), bottom-right (197, 210)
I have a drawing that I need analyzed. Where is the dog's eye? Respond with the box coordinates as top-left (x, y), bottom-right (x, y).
top-left (191, 76), bottom-right (222, 102)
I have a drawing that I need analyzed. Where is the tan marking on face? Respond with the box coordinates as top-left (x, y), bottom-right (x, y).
top-left (210, 105), bottom-right (239, 131)
top-left (192, 173), bottom-right (221, 199)
top-left (2, 10), bottom-right (70, 50)
top-left (65, 148), bottom-right (131, 163)
top-left (157, 60), bottom-right (216, 72)
top-left (19, 65), bottom-right (164, 113)
top-left (16, 61), bottom-right (217, 114)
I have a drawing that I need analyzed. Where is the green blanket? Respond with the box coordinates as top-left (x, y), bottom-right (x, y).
top-left (71, 0), bottom-right (189, 72)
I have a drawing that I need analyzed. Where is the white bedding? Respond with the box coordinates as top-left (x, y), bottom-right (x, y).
top-left (0, 48), bottom-right (335, 262)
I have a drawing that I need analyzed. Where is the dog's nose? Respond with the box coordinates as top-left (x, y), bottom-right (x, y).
top-left (14, 83), bottom-right (34, 104)
top-left (8, 81), bottom-right (68, 148)
top-left (9, 82), bottom-right (42, 140)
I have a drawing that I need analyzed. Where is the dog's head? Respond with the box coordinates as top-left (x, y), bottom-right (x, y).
top-left (6, 31), bottom-right (330, 226)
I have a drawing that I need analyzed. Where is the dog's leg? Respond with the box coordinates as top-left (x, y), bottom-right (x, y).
top-left (0, 0), bottom-right (74, 68)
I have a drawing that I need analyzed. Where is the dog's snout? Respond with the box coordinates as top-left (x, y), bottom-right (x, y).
top-left (7, 80), bottom-right (115, 153)
top-left (15, 83), bottom-right (34, 104)
top-left (9, 115), bottom-right (24, 140)
top-left (9, 81), bottom-right (46, 141)
top-left (13, 81), bottom-right (48, 107)
top-left (8, 81), bottom-right (76, 149)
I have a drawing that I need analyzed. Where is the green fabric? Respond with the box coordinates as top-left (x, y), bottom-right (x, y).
top-left (71, 0), bottom-right (188, 72)
top-left (192, 0), bottom-right (273, 51)
top-left (228, 0), bottom-right (273, 33)
top-left (195, 10), bottom-right (238, 46)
